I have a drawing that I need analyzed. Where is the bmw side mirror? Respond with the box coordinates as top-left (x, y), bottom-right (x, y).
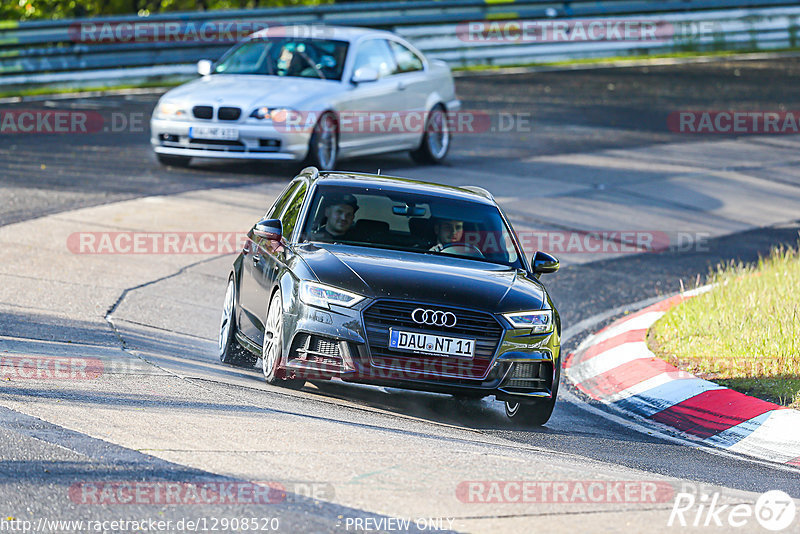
top-left (531, 251), bottom-right (559, 278)
top-left (351, 66), bottom-right (379, 84)
top-left (253, 219), bottom-right (282, 241)
top-left (197, 59), bottom-right (212, 76)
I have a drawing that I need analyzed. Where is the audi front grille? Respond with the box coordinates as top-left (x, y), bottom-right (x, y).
top-left (362, 300), bottom-right (504, 380)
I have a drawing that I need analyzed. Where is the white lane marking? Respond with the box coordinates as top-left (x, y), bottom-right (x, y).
top-left (725, 410), bottom-right (800, 464)
top-left (568, 341), bottom-right (652, 384)
top-left (561, 292), bottom-right (800, 472)
top-left (559, 388), bottom-right (800, 474)
top-left (590, 311), bottom-right (665, 345)
top-left (603, 371), bottom-right (694, 403)
top-left (702, 411), bottom-right (774, 450)
top-left (681, 284), bottom-right (716, 297)
top-left (613, 378), bottom-right (726, 418)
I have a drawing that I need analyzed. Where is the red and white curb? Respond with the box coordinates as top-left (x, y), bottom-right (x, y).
top-left (565, 286), bottom-right (800, 467)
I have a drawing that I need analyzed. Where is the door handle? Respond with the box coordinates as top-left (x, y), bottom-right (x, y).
top-left (397, 81), bottom-right (407, 91)
top-left (253, 253), bottom-right (260, 265)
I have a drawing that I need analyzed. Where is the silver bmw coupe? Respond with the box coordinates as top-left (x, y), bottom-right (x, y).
top-left (150, 26), bottom-right (460, 170)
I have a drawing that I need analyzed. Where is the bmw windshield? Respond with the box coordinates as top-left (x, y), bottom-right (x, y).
top-left (300, 185), bottom-right (525, 269)
top-left (212, 38), bottom-right (349, 80)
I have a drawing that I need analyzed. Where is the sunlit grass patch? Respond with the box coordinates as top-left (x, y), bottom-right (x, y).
top-left (649, 245), bottom-right (800, 408)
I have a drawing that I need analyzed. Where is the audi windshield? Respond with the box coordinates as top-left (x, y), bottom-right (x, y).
top-left (299, 185), bottom-right (525, 268)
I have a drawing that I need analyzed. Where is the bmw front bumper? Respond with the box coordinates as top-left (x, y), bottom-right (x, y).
top-left (150, 117), bottom-right (311, 161)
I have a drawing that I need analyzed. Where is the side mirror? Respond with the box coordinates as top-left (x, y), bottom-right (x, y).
top-left (531, 251), bottom-right (559, 278)
top-left (253, 219), bottom-right (282, 241)
top-left (351, 66), bottom-right (379, 84)
top-left (197, 59), bottom-right (212, 76)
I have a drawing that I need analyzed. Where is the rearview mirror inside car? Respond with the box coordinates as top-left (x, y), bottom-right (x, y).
top-left (253, 219), bottom-right (282, 241)
top-left (392, 205), bottom-right (426, 217)
top-left (531, 251), bottom-right (559, 278)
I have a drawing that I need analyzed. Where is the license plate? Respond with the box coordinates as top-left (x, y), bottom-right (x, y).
top-left (388, 329), bottom-right (475, 358)
top-left (189, 126), bottom-right (239, 140)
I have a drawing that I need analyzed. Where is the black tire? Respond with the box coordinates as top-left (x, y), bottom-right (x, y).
top-left (305, 112), bottom-right (338, 171)
top-left (156, 153), bottom-right (191, 167)
top-left (410, 105), bottom-right (450, 165)
top-left (219, 276), bottom-right (258, 368)
top-left (261, 290), bottom-right (305, 389)
top-left (504, 361), bottom-right (560, 426)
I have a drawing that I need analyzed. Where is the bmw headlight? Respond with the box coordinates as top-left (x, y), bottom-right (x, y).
top-left (155, 102), bottom-right (189, 120)
top-left (503, 310), bottom-right (553, 334)
top-left (300, 281), bottom-right (365, 309)
top-left (250, 107), bottom-right (295, 122)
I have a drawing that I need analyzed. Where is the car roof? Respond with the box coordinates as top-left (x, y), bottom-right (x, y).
top-left (248, 25), bottom-right (395, 43)
top-left (309, 171), bottom-right (496, 205)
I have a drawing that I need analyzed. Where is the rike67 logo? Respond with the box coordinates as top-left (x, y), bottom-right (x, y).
top-left (669, 489), bottom-right (796, 531)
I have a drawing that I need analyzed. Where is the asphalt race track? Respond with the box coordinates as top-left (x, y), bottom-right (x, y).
top-left (1, 57), bottom-right (799, 533)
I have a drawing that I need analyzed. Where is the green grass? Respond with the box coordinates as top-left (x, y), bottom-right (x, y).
top-left (0, 80), bottom-right (185, 99)
top-left (7, 48), bottom-right (800, 98)
top-left (649, 245), bottom-right (800, 408)
top-left (453, 47), bottom-right (800, 72)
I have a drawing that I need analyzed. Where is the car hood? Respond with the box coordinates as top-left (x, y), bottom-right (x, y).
top-left (160, 74), bottom-right (339, 110)
top-left (295, 244), bottom-right (546, 312)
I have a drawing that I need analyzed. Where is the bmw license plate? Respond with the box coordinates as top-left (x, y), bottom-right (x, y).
top-left (388, 329), bottom-right (474, 358)
top-left (189, 126), bottom-right (239, 140)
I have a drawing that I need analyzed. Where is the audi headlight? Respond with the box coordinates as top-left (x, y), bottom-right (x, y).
top-left (250, 107), bottom-right (295, 121)
top-left (155, 102), bottom-right (189, 120)
top-left (299, 281), bottom-right (365, 309)
top-left (503, 309), bottom-right (553, 334)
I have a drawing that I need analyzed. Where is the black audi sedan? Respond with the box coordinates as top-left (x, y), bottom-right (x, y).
top-left (218, 167), bottom-right (561, 425)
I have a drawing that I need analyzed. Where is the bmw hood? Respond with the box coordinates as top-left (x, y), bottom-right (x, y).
top-left (159, 74), bottom-right (338, 111)
top-left (296, 244), bottom-right (546, 312)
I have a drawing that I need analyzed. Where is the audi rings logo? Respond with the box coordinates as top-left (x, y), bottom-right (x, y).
top-left (411, 308), bottom-right (457, 328)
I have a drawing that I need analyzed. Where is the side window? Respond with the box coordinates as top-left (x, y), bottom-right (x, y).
top-left (266, 181), bottom-right (300, 219)
top-left (280, 182), bottom-right (308, 240)
top-left (352, 39), bottom-right (397, 78)
top-left (388, 41), bottom-right (423, 73)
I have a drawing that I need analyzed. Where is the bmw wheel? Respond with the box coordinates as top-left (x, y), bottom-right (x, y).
top-left (219, 276), bottom-right (257, 368)
top-left (261, 290), bottom-right (305, 389)
top-left (306, 112), bottom-right (338, 171)
top-left (410, 105), bottom-right (450, 165)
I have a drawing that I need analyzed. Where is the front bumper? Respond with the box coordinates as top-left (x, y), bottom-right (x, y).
top-left (150, 117), bottom-right (311, 161)
top-left (283, 298), bottom-right (559, 403)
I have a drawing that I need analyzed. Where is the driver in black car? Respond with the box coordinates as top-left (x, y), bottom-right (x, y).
top-left (429, 218), bottom-right (464, 252)
top-left (311, 193), bottom-right (359, 242)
